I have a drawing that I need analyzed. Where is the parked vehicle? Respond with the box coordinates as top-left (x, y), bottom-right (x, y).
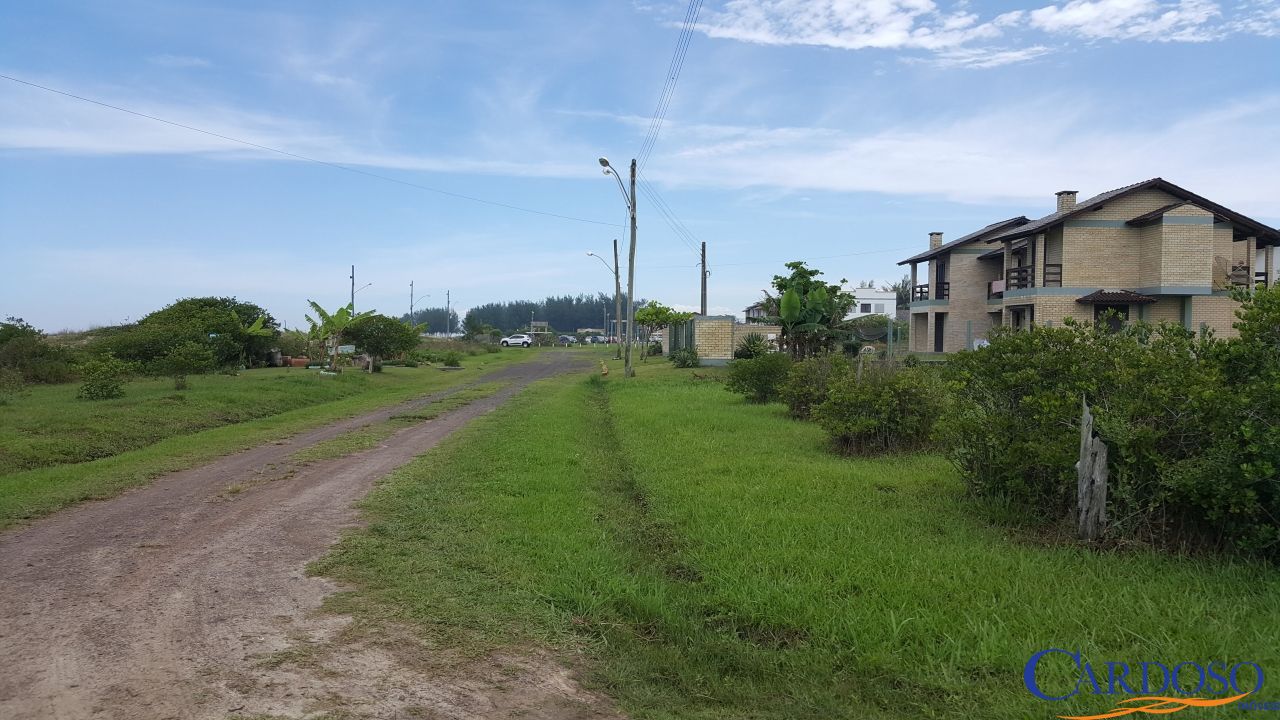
top-left (500, 333), bottom-right (532, 347)
top-left (557, 335), bottom-right (577, 345)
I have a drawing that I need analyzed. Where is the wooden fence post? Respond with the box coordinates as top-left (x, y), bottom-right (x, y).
top-left (1076, 397), bottom-right (1108, 540)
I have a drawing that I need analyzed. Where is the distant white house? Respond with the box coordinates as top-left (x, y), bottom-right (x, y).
top-left (845, 288), bottom-right (897, 320)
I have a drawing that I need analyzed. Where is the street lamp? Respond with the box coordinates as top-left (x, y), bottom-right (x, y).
top-left (587, 245), bottom-right (623, 360)
top-left (598, 156), bottom-right (637, 377)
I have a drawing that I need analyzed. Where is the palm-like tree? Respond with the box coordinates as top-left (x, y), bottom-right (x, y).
top-left (305, 301), bottom-right (374, 372)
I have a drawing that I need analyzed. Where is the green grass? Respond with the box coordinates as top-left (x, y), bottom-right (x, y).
top-left (0, 353), bottom-right (534, 528)
top-left (315, 361), bottom-right (1280, 719)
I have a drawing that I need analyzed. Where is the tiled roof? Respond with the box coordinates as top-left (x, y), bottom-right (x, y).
top-left (985, 178), bottom-right (1280, 245)
top-left (1075, 289), bottom-right (1158, 305)
top-left (985, 178), bottom-right (1160, 243)
top-left (897, 216), bottom-right (1029, 265)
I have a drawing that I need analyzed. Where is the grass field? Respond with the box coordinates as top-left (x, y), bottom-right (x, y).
top-left (316, 360), bottom-right (1280, 720)
top-left (0, 350), bottom-right (535, 528)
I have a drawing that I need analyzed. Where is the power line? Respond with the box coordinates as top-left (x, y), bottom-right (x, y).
top-left (637, 177), bottom-right (700, 256)
top-left (0, 73), bottom-right (621, 228)
top-left (636, 0), bottom-right (703, 171)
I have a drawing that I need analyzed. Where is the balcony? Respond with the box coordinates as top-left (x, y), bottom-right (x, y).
top-left (1006, 266), bottom-right (1033, 290)
top-left (913, 284), bottom-right (930, 301)
top-left (1005, 264), bottom-right (1063, 290)
top-left (988, 279), bottom-right (1005, 299)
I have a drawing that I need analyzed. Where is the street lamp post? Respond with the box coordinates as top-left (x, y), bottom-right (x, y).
top-left (587, 243), bottom-right (623, 360)
top-left (599, 157), bottom-right (637, 377)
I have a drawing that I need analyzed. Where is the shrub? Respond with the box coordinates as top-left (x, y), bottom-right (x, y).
top-left (443, 351), bottom-right (462, 367)
top-left (733, 332), bottom-right (770, 360)
top-left (668, 348), bottom-right (700, 368)
top-left (77, 354), bottom-right (131, 400)
top-left (813, 365), bottom-right (943, 456)
top-left (0, 367), bottom-right (25, 404)
top-left (941, 292), bottom-right (1280, 557)
top-left (277, 329), bottom-right (309, 357)
top-left (725, 353), bottom-right (791, 403)
top-left (780, 354), bottom-right (852, 419)
top-left (647, 341), bottom-right (664, 357)
top-left (0, 318), bottom-right (76, 384)
top-left (157, 340), bottom-right (215, 390)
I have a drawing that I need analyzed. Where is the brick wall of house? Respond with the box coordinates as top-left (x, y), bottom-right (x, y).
top-left (1191, 295), bottom-right (1242, 339)
top-left (1062, 226), bottom-right (1143, 287)
top-left (1142, 297), bottom-right (1184, 325)
top-left (1137, 222), bottom-right (1163, 287)
top-left (1158, 204), bottom-right (1215, 288)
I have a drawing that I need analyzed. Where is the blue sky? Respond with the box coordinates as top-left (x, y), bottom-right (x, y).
top-left (2, 0), bottom-right (1278, 331)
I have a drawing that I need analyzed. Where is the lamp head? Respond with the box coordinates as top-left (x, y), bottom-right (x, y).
top-left (598, 157), bottom-right (610, 168)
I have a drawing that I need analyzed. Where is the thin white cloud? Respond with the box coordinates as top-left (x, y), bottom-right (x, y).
top-left (0, 77), bottom-right (593, 179)
top-left (693, 0), bottom-right (1275, 66)
top-left (1028, 0), bottom-right (1222, 41)
top-left (927, 44), bottom-right (1053, 67)
top-left (640, 95), bottom-right (1280, 216)
top-left (148, 54), bottom-right (212, 68)
top-left (695, 0), bottom-right (1005, 51)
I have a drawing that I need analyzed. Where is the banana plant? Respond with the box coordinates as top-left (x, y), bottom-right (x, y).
top-left (304, 301), bottom-right (374, 372)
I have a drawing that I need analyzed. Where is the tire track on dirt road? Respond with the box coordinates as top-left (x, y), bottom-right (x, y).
top-left (0, 351), bottom-right (618, 720)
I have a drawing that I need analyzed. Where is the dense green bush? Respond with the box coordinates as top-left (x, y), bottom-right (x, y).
top-left (442, 351), bottom-right (463, 368)
top-left (733, 332), bottom-right (770, 360)
top-left (76, 354), bottom-right (131, 400)
top-left (157, 340), bottom-right (215, 390)
top-left (813, 365), bottom-right (943, 456)
top-left (668, 348), bottom-right (700, 368)
top-left (277, 329), bottom-right (309, 357)
top-left (943, 287), bottom-right (1280, 557)
top-left (94, 297), bottom-right (279, 368)
top-left (780, 354), bottom-right (852, 419)
top-left (725, 353), bottom-right (791, 403)
top-left (0, 367), bottom-right (25, 404)
top-left (0, 317), bottom-right (77, 383)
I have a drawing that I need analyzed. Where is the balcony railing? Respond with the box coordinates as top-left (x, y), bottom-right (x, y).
top-left (988, 279), bottom-right (1005, 298)
top-left (935, 282), bottom-right (950, 300)
top-left (1005, 264), bottom-right (1063, 290)
top-left (1006, 265), bottom-right (1033, 290)
top-left (913, 284), bottom-right (930, 301)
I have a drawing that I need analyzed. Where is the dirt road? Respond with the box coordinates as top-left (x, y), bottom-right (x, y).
top-left (0, 352), bottom-right (618, 720)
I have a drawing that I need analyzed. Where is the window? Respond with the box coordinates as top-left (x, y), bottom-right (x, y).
top-left (860, 303), bottom-right (871, 313)
top-left (874, 303), bottom-right (885, 313)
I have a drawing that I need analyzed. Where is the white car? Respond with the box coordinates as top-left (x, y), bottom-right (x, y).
top-left (500, 333), bottom-right (532, 347)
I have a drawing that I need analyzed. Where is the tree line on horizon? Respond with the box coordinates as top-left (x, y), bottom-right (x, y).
top-left (462, 293), bottom-right (644, 334)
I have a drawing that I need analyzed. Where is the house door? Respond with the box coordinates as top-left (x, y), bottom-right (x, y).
top-left (933, 313), bottom-right (946, 352)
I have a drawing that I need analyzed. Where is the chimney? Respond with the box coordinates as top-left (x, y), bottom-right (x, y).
top-left (929, 231), bottom-right (943, 250)
top-left (1056, 190), bottom-right (1078, 213)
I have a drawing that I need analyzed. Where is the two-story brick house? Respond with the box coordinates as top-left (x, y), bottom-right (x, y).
top-left (899, 178), bottom-right (1280, 353)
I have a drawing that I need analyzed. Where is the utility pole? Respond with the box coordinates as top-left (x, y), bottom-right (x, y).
top-left (350, 265), bottom-right (356, 312)
top-left (409, 280), bottom-right (414, 323)
top-left (445, 290), bottom-right (451, 336)
top-left (624, 158), bottom-right (637, 377)
top-left (700, 241), bottom-right (708, 316)
top-left (613, 238), bottom-right (623, 360)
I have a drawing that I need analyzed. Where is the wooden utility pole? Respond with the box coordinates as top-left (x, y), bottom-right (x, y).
top-left (613, 238), bottom-right (623, 360)
top-left (350, 265), bottom-right (355, 312)
top-left (624, 159), bottom-right (637, 377)
top-left (700, 241), bottom-right (708, 316)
